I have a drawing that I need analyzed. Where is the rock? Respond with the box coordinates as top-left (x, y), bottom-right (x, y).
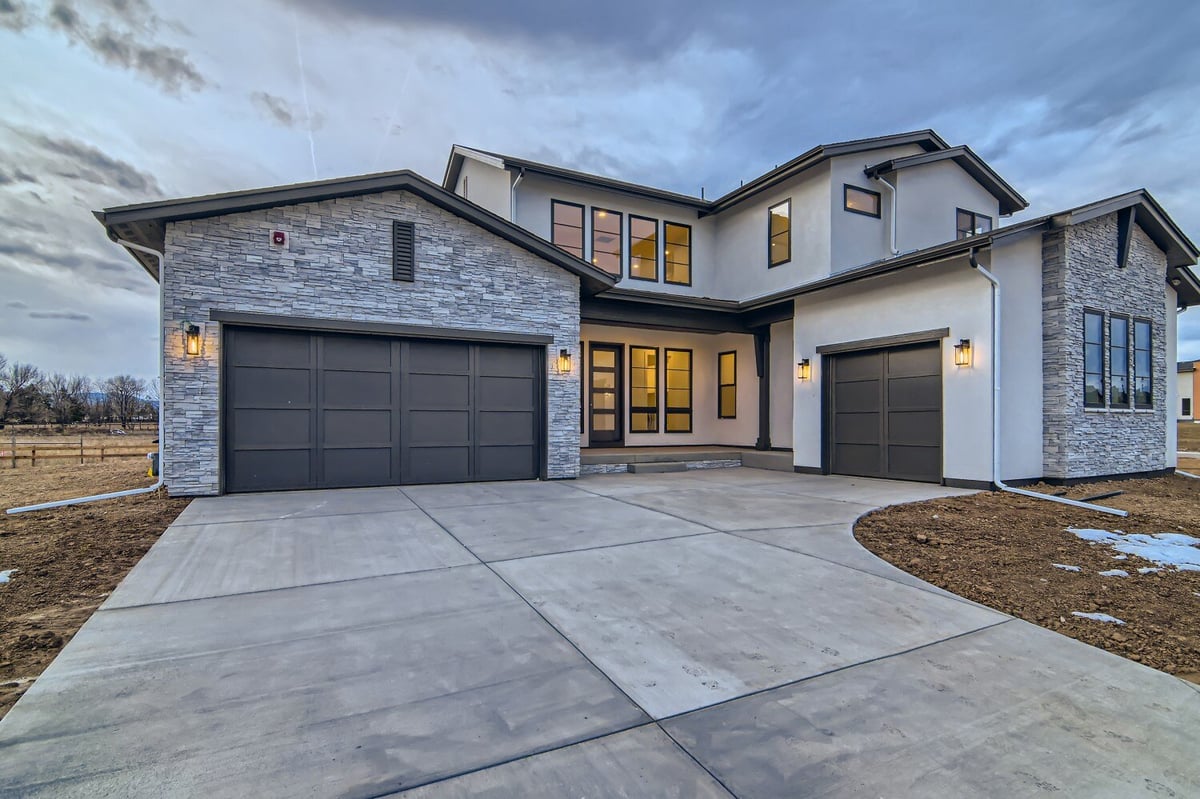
top-left (915, 533), bottom-right (929, 544)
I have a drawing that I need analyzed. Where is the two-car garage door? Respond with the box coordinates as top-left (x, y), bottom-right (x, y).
top-left (223, 326), bottom-right (543, 493)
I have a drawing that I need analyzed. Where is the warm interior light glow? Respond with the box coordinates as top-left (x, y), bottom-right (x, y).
top-left (184, 323), bottom-right (201, 356)
top-left (557, 348), bottom-right (572, 374)
top-left (796, 359), bottom-right (811, 380)
top-left (953, 338), bottom-right (971, 367)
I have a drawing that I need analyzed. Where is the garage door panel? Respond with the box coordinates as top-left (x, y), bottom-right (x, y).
top-left (479, 346), bottom-right (535, 377)
top-left (229, 409), bottom-right (311, 448)
top-left (888, 410), bottom-right (940, 446)
top-left (478, 446), bottom-right (537, 480)
top-left (321, 370), bottom-right (392, 408)
top-left (323, 410), bottom-right (392, 447)
top-left (228, 329), bottom-right (312, 368)
top-left (229, 366), bottom-right (310, 408)
top-left (478, 411), bottom-right (534, 445)
top-left (888, 445), bottom-right (941, 481)
top-left (887, 375), bottom-right (941, 410)
top-left (408, 410), bottom-right (469, 445)
top-left (833, 444), bottom-right (880, 477)
top-left (833, 412), bottom-right (880, 445)
top-left (831, 379), bottom-right (880, 413)
top-left (228, 450), bottom-right (312, 492)
top-left (478, 376), bottom-right (535, 410)
top-left (408, 374), bottom-right (470, 410)
top-left (833, 351), bottom-right (880, 381)
top-left (406, 447), bottom-right (470, 484)
top-left (322, 335), bottom-right (392, 371)
top-left (408, 340), bottom-right (470, 373)
top-left (322, 448), bottom-right (394, 488)
top-left (888, 345), bottom-right (941, 377)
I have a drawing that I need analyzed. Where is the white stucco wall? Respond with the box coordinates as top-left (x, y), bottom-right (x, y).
top-left (769, 318), bottom-right (794, 448)
top-left (1177, 366), bottom-right (1194, 422)
top-left (712, 165), bottom-right (831, 302)
top-left (827, 144), bottom-right (924, 273)
top-left (1167, 289), bottom-right (1180, 464)
top-left (514, 174), bottom-right (714, 298)
top-left (991, 233), bottom-right (1045, 481)
top-left (891, 160), bottom-right (1001, 258)
top-left (791, 258), bottom-right (995, 484)
top-left (579, 324), bottom-right (757, 448)
top-left (456, 157), bottom-right (512, 219)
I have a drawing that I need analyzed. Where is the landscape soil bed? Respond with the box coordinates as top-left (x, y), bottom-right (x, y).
top-left (0, 461), bottom-right (189, 718)
top-left (855, 475), bottom-right (1200, 683)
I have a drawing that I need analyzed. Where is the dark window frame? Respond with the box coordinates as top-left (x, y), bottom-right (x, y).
top-left (1083, 309), bottom-right (1105, 408)
top-left (591, 207), bottom-right (623, 278)
top-left (550, 199), bottom-right (585, 260)
top-left (629, 345), bottom-right (659, 433)
top-left (843, 185), bottom-right (882, 218)
top-left (717, 350), bottom-right (737, 419)
top-left (768, 199), bottom-right (791, 268)
top-left (665, 347), bottom-right (693, 433)
top-left (627, 214), bottom-right (660, 283)
top-left (1184, 397), bottom-right (1193, 417)
top-left (1108, 314), bottom-right (1130, 408)
top-left (663, 221), bottom-right (693, 286)
top-left (1133, 318), bottom-right (1153, 409)
top-left (956, 208), bottom-right (994, 240)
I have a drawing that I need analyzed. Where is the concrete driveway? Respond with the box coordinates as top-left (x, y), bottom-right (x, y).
top-left (1, 468), bottom-right (1197, 797)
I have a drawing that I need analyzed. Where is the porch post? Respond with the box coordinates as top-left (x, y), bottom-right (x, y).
top-left (754, 327), bottom-right (771, 450)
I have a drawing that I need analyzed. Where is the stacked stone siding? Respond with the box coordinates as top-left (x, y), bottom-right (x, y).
top-left (162, 190), bottom-right (580, 496)
top-left (1041, 215), bottom-right (1168, 479)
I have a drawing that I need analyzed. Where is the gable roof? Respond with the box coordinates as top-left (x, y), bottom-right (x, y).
top-left (863, 145), bottom-right (1028, 215)
top-left (94, 168), bottom-right (617, 294)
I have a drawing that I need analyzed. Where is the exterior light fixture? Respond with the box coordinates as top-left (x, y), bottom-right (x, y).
top-left (183, 323), bottom-right (201, 356)
top-left (953, 338), bottom-right (971, 367)
top-left (796, 359), bottom-right (811, 381)
top-left (557, 348), bottom-right (572, 374)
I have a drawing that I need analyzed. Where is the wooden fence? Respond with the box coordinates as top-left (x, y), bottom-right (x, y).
top-left (1, 438), bottom-right (154, 468)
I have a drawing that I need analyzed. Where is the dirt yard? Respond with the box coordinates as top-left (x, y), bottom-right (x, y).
top-left (856, 475), bottom-right (1200, 684)
top-left (0, 460), bottom-right (189, 718)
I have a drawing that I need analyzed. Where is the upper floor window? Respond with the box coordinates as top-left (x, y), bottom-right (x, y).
top-left (1109, 315), bottom-right (1130, 408)
top-left (956, 208), bottom-right (993, 239)
top-left (664, 222), bottom-right (692, 285)
top-left (628, 215), bottom-right (658, 281)
top-left (551, 200), bottom-right (584, 259)
top-left (768, 200), bottom-right (791, 267)
top-left (1134, 319), bottom-right (1152, 408)
top-left (844, 185), bottom-right (881, 218)
top-left (591, 208), bottom-right (622, 276)
top-left (1084, 310), bottom-right (1104, 407)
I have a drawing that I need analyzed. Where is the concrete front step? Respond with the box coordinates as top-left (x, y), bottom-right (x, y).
top-left (741, 450), bottom-right (795, 472)
top-left (628, 461), bottom-right (688, 474)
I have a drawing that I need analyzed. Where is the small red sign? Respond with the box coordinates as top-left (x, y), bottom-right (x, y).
top-left (272, 231), bottom-right (287, 246)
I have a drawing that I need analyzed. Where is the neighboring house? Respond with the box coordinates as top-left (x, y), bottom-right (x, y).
top-left (94, 130), bottom-right (1200, 496)
top-left (1180, 361), bottom-right (1197, 421)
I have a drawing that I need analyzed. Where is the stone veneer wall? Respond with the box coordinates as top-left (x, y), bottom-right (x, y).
top-left (162, 190), bottom-right (580, 495)
top-left (1042, 215), bottom-right (1168, 479)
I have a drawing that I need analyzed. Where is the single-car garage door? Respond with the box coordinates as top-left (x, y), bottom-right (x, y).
top-left (828, 341), bottom-right (942, 483)
top-left (223, 326), bottom-right (542, 492)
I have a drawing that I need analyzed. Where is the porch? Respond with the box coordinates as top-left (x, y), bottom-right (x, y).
top-left (580, 445), bottom-right (794, 475)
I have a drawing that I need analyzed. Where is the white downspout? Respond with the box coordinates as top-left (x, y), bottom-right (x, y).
top-left (969, 249), bottom-right (1128, 517)
top-left (875, 174), bottom-right (899, 256)
top-left (7, 239), bottom-right (166, 514)
top-left (510, 167), bottom-right (525, 223)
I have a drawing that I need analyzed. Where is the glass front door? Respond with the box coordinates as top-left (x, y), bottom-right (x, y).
top-left (589, 343), bottom-right (622, 445)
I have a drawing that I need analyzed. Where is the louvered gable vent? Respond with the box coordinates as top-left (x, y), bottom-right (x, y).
top-left (393, 220), bottom-right (416, 281)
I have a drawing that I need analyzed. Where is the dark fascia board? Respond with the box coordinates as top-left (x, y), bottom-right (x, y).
top-left (816, 327), bottom-right (950, 355)
top-left (1050, 189), bottom-right (1200, 269)
top-left (702, 130), bottom-right (950, 216)
top-left (1179, 361), bottom-right (1196, 373)
top-left (863, 145), bottom-right (1029, 215)
top-left (447, 144), bottom-right (710, 211)
top-left (208, 310), bottom-right (555, 345)
top-left (95, 168), bottom-right (618, 294)
top-left (1172, 264), bottom-right (1200, 308)
top-left (582, 296), bottom-right (748, 334)
top-left (597, 286), bottom-right (741, 312)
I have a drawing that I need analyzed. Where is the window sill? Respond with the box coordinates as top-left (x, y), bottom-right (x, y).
top-left (1083, 406), bottom-right (1157, 414)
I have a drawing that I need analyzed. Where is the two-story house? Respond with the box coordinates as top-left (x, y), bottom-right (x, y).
top-left (94, 130), bottom-right (1200, 495)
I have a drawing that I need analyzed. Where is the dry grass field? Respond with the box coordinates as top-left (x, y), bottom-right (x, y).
top-left (0, 428), bottom-right (157, 469)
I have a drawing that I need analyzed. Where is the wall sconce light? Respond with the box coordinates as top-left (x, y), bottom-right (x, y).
top-left (953, 338), bottom-right (971, 367)
top-left (183, 323), bottom-right (201, 356)
top-left (796, 358), bottom-right (811, 381)
top-left (557, 348), bottom-right (572, 374)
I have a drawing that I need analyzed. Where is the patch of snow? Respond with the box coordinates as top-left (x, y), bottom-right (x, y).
top-left (1098, 569), bottom-right (1129, 577)
top-left (1052, 563), bottom-right (1082, 572)
top-left (1071, 612), bottom-right (1125, 624)
top-left (1139, 567), bottom-right (1161, 574)
top-left (1066, 528), bottom-right (1200, 571)
top-left (0, 569), bottom-right (15, 584)
top-left (1112, 554), bottom-right (1128, 560)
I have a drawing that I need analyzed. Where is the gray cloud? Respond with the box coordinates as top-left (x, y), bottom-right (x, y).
top-left (0, 166), bottom-right (39, 185)
top-left (18, 131), bottom-right (161, 194)
top-left (7, 300), bottom-right (29, 309)
top-left (29, 310), bottom-right (92, 321)
top-left (251, 91), bottom-right (296, 127)
top-left (0, 0), bottom-right (29, 30)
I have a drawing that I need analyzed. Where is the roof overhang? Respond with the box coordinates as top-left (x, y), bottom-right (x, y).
top-left (863, 145), bottom-right (1028, 215)
top-left (94, 168), bottom-right (617, 294)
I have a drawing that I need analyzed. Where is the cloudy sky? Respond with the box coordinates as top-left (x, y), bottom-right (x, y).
top-left (2, 0), bottom-right (1199, 383)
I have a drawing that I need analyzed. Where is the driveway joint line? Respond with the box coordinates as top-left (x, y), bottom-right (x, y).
top-left (397, 486), bottom-right (658, 723)
top-left (481, 531), bottom-right (719, 565)
top-left (656, 722), bottom-right (741, 798)
top-left (564, 480), bottom-right (728, 535)
top-left (167, 505), bottom-right (421, 527)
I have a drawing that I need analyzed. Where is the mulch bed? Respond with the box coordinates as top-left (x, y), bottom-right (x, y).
top-left (855, 475), bottom-right (1200, 683)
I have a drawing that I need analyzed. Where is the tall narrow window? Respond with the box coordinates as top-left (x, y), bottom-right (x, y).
top-left (665, 348), bottom-right (692, 433)
top-left (551, 200), bottom-right (584, 259)
top-left (768, 199), bottom-right (791, 267)
top-left (1134, 319), bottom-right (1152, 408)
top-left (718, 351), bottom-right (737, 419)
top-left (630, 346), bottom-right (658, 432)
top-left (956, 209), bottom-right (993, 239)
top-left (1084, 310), bottom-right (1104, 408)
top-left (628, 216), bottom-right (658, 281)
top-left (664, 222), bottom-right (691, 285)
top-left (1109, 315), bottom-right (1130, 408)
top-left (591, 208), bottom-right (622, 276)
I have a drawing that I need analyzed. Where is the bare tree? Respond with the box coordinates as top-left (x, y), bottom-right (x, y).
top-left (2, 362), bottom-right (44, 424)
top-left (0, 352), bottom-right (8, 421)
top-left (103, 375), bottom-right (146, 429)
top-left (45, 373), bottom-right (92, 427)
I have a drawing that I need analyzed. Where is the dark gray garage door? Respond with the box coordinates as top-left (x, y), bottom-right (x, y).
top-left (223, 327), bottom-right (542, 492)
top-left (829, 342), bottom-right (942, 483)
